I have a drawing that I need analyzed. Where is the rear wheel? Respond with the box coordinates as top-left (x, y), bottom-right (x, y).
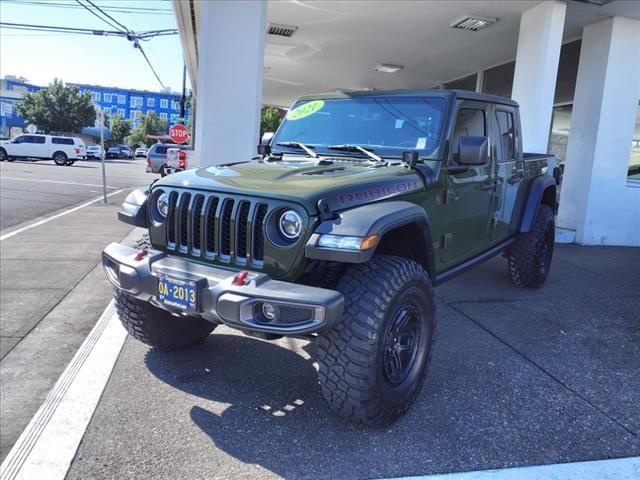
top-left (53, 151), bottom-right (68, 166)
top-left (160, 165), bottom-right (168, 177)
top-left (507, 204), bottom-right (555, 288)
top-left (317, 256), bottom-right (436, 427)
top-left (115, 290), bottom-right (216, 350)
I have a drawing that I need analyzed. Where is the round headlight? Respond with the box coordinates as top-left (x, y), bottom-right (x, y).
top-left (156, 192), bottom-right (169, 219)
top-left (278, 210), bottom-right (303, 240)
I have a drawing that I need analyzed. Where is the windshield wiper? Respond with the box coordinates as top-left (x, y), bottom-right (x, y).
top-left (275, 141), bottom-right (318, 158)
top-left (327, 144), bottom-right (383, 163)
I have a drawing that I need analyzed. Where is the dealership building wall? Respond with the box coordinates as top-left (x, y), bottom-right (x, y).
top-left (173, 0), bottom-right (639, 246)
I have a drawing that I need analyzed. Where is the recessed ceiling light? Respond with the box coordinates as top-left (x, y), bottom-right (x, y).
top-left (375, 64), bottom-right (404, 74)
top-left (450, 15), bottom-right (497, 31)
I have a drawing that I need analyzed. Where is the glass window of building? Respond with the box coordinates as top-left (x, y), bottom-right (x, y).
top-left (117, 108), bottom-right (125, 117)
top-left (482, 61), bottom-right (515, 98)
top-left (104, 93), bottom-right (113, 103)
top-left (444, 73), bottom-right (477, 92)
top-left (91, 91), bottom-right (101, 102)
top-left (159, 112), bottom-right (168, 121)
top-left (171, 100), bottom-right (180, 111)
top-left (130, 96), bottom-right (143, 108)
top-left (629, 101), bottom-right (640, 181)
top-left (160, 99), bottom-right (169, 109)
top-left (117, 95), bottom-right (126, 104)
top-left (555, 40), bottom-right (581, 104)
top-left (147, 98), bottom-right (155, 107)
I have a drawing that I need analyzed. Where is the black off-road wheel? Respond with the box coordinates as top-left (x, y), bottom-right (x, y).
top-left (317, 255), bottom-right (436, 427)
top-left (53, 151), bottom-right (68, 166)
top-left (507, 204), bottom-right (555, 288)
top-left (115, 290), bottom-right (216, 350)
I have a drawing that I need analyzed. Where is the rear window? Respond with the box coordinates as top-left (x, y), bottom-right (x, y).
top-left (52, 137), bottom-right (74, 145)
top-left (154, 146), bottom-right (168, 154)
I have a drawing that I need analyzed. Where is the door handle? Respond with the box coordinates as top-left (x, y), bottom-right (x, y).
top-left (507, 175), bottom-right (522, 185)
top-left (477, 182), bottom-right (496, 191)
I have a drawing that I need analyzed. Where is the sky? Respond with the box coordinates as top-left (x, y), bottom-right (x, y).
top-left (0, 0), bottom-right (190, 93)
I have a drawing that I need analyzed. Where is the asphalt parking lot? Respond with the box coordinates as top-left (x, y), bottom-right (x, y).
top-left (0, 157), bottom-right (152, 461)
top-left (66, 244), bottom-right (640, 479)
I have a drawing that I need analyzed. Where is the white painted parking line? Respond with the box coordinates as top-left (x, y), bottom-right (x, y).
top-left (0, 176), bottom-right (119, 189)
top-left (0, 302), bottom-right (126, 480)
top-left (0, 189), bottom-right (124, 241)
top-left (387, 456), bottom-right (640, 480)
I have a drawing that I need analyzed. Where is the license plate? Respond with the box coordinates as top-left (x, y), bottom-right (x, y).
top-left (157, 274), bottom-right (198, 312)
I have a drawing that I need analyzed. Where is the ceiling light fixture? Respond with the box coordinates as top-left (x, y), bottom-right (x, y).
top-left (375, 64), bottom-right (404, 74)
top-left (450, 15), bottom-right (497, 31)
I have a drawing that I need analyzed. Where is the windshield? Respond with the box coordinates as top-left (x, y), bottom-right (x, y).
top-left (273, 96), bottom-right (447, 158)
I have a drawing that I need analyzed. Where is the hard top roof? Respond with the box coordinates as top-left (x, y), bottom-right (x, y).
top-left (295, 89), bottom-right (518, 107)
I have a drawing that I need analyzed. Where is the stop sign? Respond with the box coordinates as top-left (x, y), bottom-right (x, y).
top-left (169, 124), bottom-right (189, 144)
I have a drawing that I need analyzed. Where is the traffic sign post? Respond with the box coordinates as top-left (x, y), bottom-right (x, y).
top-left (97, 109), bottom-right (107, 204)
top-left (169, 124), bottom-right (189, 144)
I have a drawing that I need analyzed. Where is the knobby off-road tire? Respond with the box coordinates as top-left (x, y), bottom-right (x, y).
top-left (135, 232), bottom-right (151, 250)
top-left (115, 290), bottom-right (216, 350)
top-left (507, 204), bottom-right (555, 288)
top-left (317, 255), bottom-right (436, 427)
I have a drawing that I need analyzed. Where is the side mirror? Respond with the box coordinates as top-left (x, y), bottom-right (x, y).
top-left (458, 136), bottom-right (488, 166)
top-left (260, 132), bottom-right (274, 146)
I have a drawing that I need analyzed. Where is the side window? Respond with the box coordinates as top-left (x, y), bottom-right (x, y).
top-left (33, 136), bottom-right (46, 144)
top-left (52, 137), bottom-right (73, 145)
top-left (496, 110), bottom-right (516, 162)
top-left (13, 135), bottom-right (26, 144)
top-left (451, 108), bottom-right (486, 155)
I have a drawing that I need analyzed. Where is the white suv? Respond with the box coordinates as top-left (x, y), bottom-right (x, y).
top-left (0, 134), bottom-right (86, 166)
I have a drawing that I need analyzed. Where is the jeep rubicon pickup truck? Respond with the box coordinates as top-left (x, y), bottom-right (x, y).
top-left (103, 90), bottom-right (558, 426)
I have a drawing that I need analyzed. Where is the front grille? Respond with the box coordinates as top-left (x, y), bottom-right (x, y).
top-left (164, 191), bottom-right (269, 267)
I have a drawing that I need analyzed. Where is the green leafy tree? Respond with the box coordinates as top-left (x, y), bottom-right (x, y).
top-left (109, 115), bottom-right (132, 145)
top-left (260, 106), bottom-right (283, 136)
top-left (15, 79), bottom-right (95, 133)
top-left (129, 111), bottom-right (167, 146)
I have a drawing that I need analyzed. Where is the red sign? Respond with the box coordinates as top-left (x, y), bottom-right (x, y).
top-left (169, 124), bottom-right (189, 144)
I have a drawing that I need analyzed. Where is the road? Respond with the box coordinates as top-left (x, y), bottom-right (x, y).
top-left (0, 157), bottom-right (151, 231)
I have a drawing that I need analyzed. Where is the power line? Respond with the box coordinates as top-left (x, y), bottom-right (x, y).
top-left (134, 40), bottom-right (166, 90)
top-left (85, 0), bottom-right (131, 33)
top-left (75, 0), bottom-right (126, 33)
top-left (1, 0), bottom-right (173, 15)
top-left (0, 22), bottom-right (125, 36)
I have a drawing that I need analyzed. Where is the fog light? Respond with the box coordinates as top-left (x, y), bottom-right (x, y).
top-left (261, 302), bottom-right (279, 321)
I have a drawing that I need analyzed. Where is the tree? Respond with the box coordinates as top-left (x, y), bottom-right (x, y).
top-left (15, 79), bottom-right (95, 133)
top-left (129, 111), bottom-right (167, 146)
top-left (260, 106), bottom-right (283, 136)
top-left (109, 115), bottom-right (132, 145)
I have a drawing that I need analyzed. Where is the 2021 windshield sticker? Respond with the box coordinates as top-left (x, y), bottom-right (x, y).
top-left (286, 100), bottom-right (325, 121)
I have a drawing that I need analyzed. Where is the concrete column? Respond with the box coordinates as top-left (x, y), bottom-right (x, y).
top-left (557, 17), bottom-right (640, 246)
top-left (511, 1), bottom-right (566, 153)
top-left (193, 1), bottom-right (266, 167)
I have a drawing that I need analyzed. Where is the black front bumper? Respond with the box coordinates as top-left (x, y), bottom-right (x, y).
top-left (102, 242), bottom-right (344, 335)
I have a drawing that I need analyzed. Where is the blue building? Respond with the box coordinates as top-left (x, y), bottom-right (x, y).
top-left (0, 75), bottom-right (190, 137)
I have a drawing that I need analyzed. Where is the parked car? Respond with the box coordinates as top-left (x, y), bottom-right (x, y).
top-left (104, 89), bottom-right (560, 426)
top-left (135, 147), bottom-right (148, 158)
top-left (107, 145), bottom-right (134, 159)
top-left (0, 133), bottom-right (85, 165)
top-left (86, 145), bottom-right (103, 159)
top-left (145, 142), bottom-right (189, 176)
top-left (164, 147), bottom-right (192, 175)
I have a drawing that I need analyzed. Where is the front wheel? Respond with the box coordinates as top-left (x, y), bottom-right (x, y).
top-left (115, 290), bottom-right (216, 350)
top-left (317, 256), bottom-right (436, 427)
top-left (53, 151), bottom-right (68, 166)
top-left (0, 148), bottom-right (6, 161)
top-left (507, 204), bottom-right (555, 288)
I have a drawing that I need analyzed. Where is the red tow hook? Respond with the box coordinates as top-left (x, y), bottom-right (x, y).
top-left (234, 270), bottom-right (249, 286)
top-left (134, 249), bottom-right (148, 261)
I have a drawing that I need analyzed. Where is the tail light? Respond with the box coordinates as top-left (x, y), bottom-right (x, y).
top-left (146, 156), bottom-right (151, 166)
top-left (74, 147), bottom-right (81, 154)
top-left (178, 150), bottom-right (186, 168)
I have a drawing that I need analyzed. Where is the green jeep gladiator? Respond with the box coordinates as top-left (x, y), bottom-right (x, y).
top-left (103, 90), bottom-right (558, 426)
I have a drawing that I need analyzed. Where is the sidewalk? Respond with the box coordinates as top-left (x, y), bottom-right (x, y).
top-left (0, 191), bottom-right (135, 460)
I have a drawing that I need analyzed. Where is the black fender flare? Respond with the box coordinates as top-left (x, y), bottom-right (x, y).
top-left (305, 201), bottom-right (435, 275)
top-left (118, 188), bottom-right (149, 228)
top-left (520, 175), bottom-right (556, 233)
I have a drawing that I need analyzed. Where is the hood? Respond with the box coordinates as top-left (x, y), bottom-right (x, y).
top-left (154, 158), bottom-right (428, 214)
